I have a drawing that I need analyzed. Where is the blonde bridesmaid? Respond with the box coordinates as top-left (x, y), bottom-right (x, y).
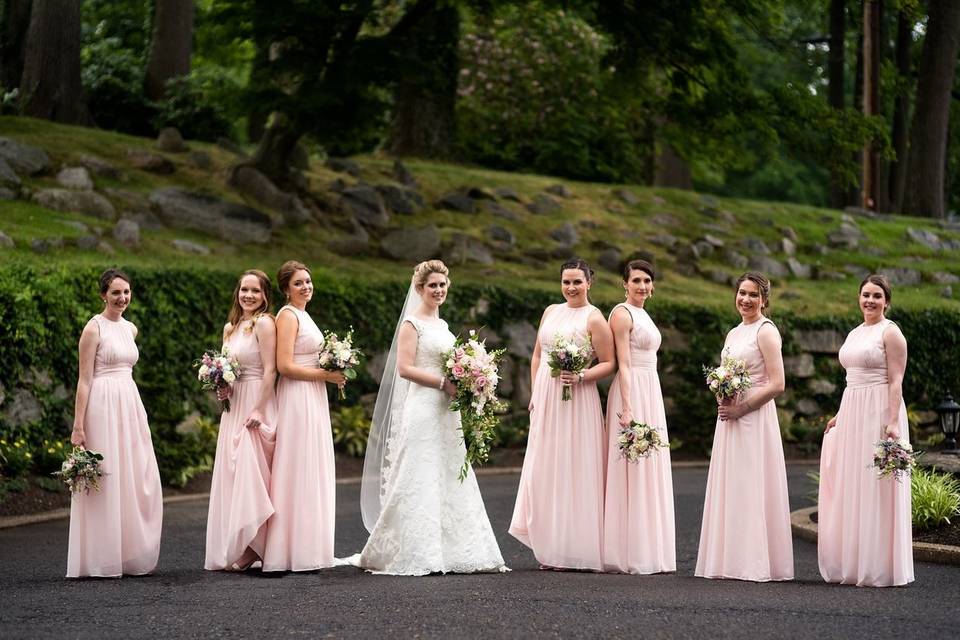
top-left (67, 269), bottom-right (163, 578)
top-left (262, 261), bottom-right (344, 572)
top-left (603, 260), bottom-right (676, 574)
top-left (818, 275), bottom-right (913, 587)
top-left (695, 272), bottom-right (793, 582)
top-left (509, 258), bottom-right (615, 570)
top-left (204, 270), bottom-right (278, 571)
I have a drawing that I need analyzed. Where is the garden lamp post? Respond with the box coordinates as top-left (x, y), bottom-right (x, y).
top-left (936, 394), bottom-right (960, 454)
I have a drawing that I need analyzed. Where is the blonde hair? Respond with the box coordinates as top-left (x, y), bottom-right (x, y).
top-left (412, 260), bottom-right (450, 289)
top-left (226, 269), bottom-right (273, 339)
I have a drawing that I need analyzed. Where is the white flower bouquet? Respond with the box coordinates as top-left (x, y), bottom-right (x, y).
top-left (196, 348), bottom-right (241, 412)
top-left (53, 446), bottom-right (105, 494)
top-left (617, 416), bottom-right (668, 462)
top-left (319, 328), bottom-right (363, 400)
top-left (546, 331), bottom-right (593, 401)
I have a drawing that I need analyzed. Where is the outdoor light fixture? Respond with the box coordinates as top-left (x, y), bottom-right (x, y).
top-left (936, 393), bottom-right (960, 454)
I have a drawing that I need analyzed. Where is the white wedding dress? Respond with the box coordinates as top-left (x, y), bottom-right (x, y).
top-left (358, 316), bottom-right (507, 575)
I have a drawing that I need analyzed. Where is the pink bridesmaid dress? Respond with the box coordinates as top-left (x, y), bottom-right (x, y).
top-left (67, 314), bottom-right (163, 578)
top-left (204, 319), bottom-right (277, 570)
top-left (695, 318), bottom-right (793, 581)
top-left (509, 303), bottom-right (605, 570)
top-left (262, 305), bottom-right (335, 572)
top-left (818, 319), bottom-right (913, 587)
top-left (603, 304), bottom-right (676, 574)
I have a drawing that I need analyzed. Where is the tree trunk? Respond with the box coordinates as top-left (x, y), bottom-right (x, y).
top-left (827, 0), bottom-right (847, 208)
top-left (860, 0), bottom-right (881, 210)
top-left (246, 42), bottom-right (270, 143)
top-left (19, 0), bottom-right (91, 124)
top-left (848, 10), bottom-right (864, 205)
top-left (888, 9), bottom-right (912, 212)
top-left (388, 2), bottom-right (459, 158)
top-left (0, 0), bottom-right (32, 90)
top-left (251, 112), bottom-right (302, 187)
top-left (144, 0), bottom-right (194, 101)
top-left (654, 139), bottom-right (693, 190)
top-left (902, 0), bottom-right (960, 218)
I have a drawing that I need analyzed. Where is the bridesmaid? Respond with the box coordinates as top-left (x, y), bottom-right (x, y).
top-left (205, 270), bottom-right (278, 571)
top-left (818, 275), bottom-right (913, 587)
top-left (603, 259), bottom-right (676, 574)
top-left (509, 258), bottom-right (616, 570)
top-left (695, 272), bottom-right (793, 582)
top-left (262, 260), bottom-right (344, 572)
top-left (67, 269), bottom-right (163, 578)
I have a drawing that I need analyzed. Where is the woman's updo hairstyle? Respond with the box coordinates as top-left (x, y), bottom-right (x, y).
top-left (277, 260), bottom-right (310, 295)
top-left (622, 259), bottom-right (655, 282)
top-left (99, 268), bottom-right (131, 296)
top-left (560, 257), bottom-right (594, 283)
top-left (413, 260), bottom-right (450, 290)
top-left (734, 271), bottom-right (772, 310)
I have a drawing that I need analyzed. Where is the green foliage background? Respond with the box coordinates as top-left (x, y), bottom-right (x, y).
top-left (2, 264), bottom-right (958, 483)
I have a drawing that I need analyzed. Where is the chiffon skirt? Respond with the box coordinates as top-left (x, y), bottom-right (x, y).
top-left (818, 386), bottom-right (913, 587)
top-left (509, 366), bottom-right (605, 570)
top-left (204, 379), bottom-right (277, 570)
top-left (262, 377), bottom-right (335, 572)
top-left (695, 397), bottom-right (793, 581)
top-left (603, 369), bottom-right (676, 574)
top-left (67, 374), bottom-right (163, 578)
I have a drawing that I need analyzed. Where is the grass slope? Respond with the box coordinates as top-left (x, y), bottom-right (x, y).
top-left (1, 116), bottom-right (958, 315)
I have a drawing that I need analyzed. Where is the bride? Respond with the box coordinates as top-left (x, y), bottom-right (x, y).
top-left (357, 260), bottom-right (508, 575)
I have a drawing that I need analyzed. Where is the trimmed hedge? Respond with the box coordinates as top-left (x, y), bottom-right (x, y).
top-left (1, 263), bottom-right (958, 481)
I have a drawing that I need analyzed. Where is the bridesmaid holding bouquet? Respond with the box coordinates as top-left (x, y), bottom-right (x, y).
top-left (262, 261), bottom-right (344, 572)
top-left (603, 260), bottom-right (676, 574)
top-left (205, 270), bottom-right (278, 571)
top-left (695, 272), bottom-right (793, 582)
top-left (67, 269), bottom-right (163, 578)
top-left (818, 275), bottom-right (913, 587)
top-left (509, 258), bottom-right (615, 570)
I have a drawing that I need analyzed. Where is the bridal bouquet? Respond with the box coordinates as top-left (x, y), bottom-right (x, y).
top-left (196, 348), bottom-right (241, 412)
top-left (703, 350), bottom-right (752, 403)
top-left (546, 332), bottom-right (594, 401)
top-left (617, 417), bottom-right (668, 462)
top-left (319, 328), bottom-right (363, 400)
top-left (872, 438), bottom-right (918, 481)
top-left (443, 329), bottom-right (507, 480)
top-left (53, 446), bottom-right (105, 495)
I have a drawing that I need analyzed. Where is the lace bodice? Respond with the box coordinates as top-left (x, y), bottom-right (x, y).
top-left (92, 314), bottom-right (138, 378)
top-left (404, 316), bottom-right (455, 374)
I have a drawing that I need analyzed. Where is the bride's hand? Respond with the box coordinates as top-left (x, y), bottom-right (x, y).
top-left (441, 378), bottom-right (457, 397)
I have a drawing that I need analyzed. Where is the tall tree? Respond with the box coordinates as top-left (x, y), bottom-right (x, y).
top-left (887, 8), bottom-right (913, 212)
top-left (144, 0), bottom-right (194, 101)
top-left (861, 0), bottom-right (881, 210)
top-left (827, 0), bottom-right (847, 208)
top-left (388, 1), bottom-right (459, 158)
top-left (0, 0), bottom-right (31, 90)
top-left (20, 0), bottom-right (91, 124)
top-left (902, 0), bottom-right (960, 218)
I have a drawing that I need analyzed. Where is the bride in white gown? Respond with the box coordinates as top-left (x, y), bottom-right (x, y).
top-left (357, 260), bottom-right (507, 575)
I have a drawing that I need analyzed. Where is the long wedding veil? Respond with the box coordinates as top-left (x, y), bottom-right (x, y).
top-left (360, 279), bottom-right (420, 532)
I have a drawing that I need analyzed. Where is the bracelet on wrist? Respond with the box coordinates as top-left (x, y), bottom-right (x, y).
top-left (438, 376), bottom-right (445, 390)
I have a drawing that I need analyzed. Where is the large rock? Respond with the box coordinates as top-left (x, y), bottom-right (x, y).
top-left (0, 137), bottom-right (50, 175)
top-left (783, 353), bottom-right (815, 378)
top-left (722, 250), bottom-right (749, 270)
top-left (0, 157), bottom-right (21, 188)
top-left (503, 322), bottom-right (538, 360)
top-left (56, 167), bottom-right (93, 190)
top-left (931, 271), bottom-right (960, 284)
top-left (75, 235), bottom-right (100, 250)
top-left (905, 227), bottom-right (942, 251)
top-left (881, 267), bottom-right (921, 286)
top-left (486, 224), bottom-right (516, 248)
top-left (649, 234), bottom-right (678, 249)
top-left (229, 165), bottom-right (312, 224)
top-left (188, 150), bottom-right (213, 170)
top-left (149, 187), bottom-right (272, 243)
top-left (808, 378), bottom-right (838, 395)
top-left (786, 257), bottom-right (812, 279)
top-left (78, 154), bottom-right (120, 179)
top-left (794, 329), bottom-right (844, 355)
top-left (466, 186), bottom-right (497, 200)
top-left (436, 191), bottom-right (477, 214)
top-left (341, 185), bottom-right (389, 228)
top-left (112, 219), bottom-right (140, 247)
top-left (526, 194), bottom-right (561, 215)
top-left (392, 159), bottom-right (417, 188)
top-left (325, 157), bottom-right (361, 177)
top-left (157, 127), bottom-right (187, 152)
top-left (545, 184), bottom-right (573, 198)
top-left (494, 187), bottom-right (522, 202)
top-left (445, 233), bottom-right (493, 265)
top-left (827, 221), bottom-right (863, 248)
top-left (0, 231), bottom-right (13, 248)
top-left (483, 200), bottom-right (520, 221)
top-left (550, 222), bottom-right (578, 247)
top-left (32, 188), bottom-right (116, 220)
top-left (0, 187), bottom-right (15, 200)
top-left (742, 238), bottom-right (771, 254)
top-left (612, 188), bottom-right (640, 206)
top-left (375, 184), bottom-right (423, 215)
top-left (128, 150), bottom-right (175, 174)
top-left (597, 247), bottom-right (622, 273)
top-left (794, 398), bottom-right (820, 416)
top-left (2, 388), bottom-right (43, 427)
top-left (380, 225), bottom-right (440, 261)
top-left (747, 255), bottom-right (788, 278)
top-left (780, 237), bottom-right (796, 256)
top-left (171, 238), bottom-right (211, 255)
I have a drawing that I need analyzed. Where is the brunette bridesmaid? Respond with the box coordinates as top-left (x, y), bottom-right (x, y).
top-left (204, 270), bottom-right (278, 571)
top-left (818, 275), bottom-right (913, 587)
top-left (509, 258), bottom-right (616, 570)
top-left (67, 269), bottom-right (163, 578)
top-left (695, 272), bottom-right (793, 582)
top-left (603, 260), bottom-right (676, 574)
top-left (262, 261), bottom-right (345, 572)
